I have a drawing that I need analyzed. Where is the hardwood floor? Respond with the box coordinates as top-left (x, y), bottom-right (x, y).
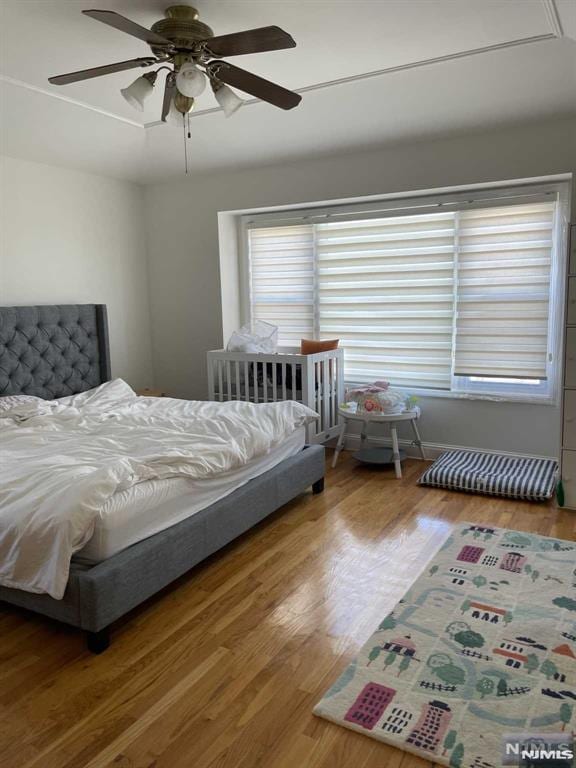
top-left (1, 453), bottom-right (573, 768)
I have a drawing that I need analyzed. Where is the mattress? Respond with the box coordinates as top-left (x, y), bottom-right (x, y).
top-left (418, 449), bottom-right (558, 501)
top-left (75, 427), bottom-right (306, 563)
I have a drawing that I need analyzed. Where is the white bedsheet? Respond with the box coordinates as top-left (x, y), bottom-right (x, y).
top-left (75, 426), bottom-right (306, 563)
top-left (0, 379), bottom-right (317, 599)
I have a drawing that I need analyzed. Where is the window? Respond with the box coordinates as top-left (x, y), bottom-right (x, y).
top-left (247, 224), bottom-right (315, 345)
top-left (245, 181), bottom-right (569, 402)
top-left (452, 203), bottom-right (557, 399)
top-left (314, 211), bottom-right (455, 390)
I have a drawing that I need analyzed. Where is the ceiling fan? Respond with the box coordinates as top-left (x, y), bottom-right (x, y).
top-left (48, 5), bottom-right (302, 123)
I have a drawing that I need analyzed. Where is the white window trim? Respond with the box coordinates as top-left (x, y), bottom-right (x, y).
top-left (237, 176), bottom-right (571, 405)
top-left (241, 179), bottom-right (566, 228)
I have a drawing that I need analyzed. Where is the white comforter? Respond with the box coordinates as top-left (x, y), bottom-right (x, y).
top-left (0, 379), bottom-right (317, 599)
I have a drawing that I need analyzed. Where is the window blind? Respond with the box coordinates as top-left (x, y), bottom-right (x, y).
top-left (315, 212), bottom-right (456, 388)
top-left (246, 190), bottom-right (560, 394)
top-left (453, 202), bottom-right (555, 380)
top-left (249, 224), bottom-right (315, 346)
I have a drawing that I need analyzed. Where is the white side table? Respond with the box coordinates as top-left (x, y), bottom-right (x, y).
top-left (332, 405), bottom-right (425, 477)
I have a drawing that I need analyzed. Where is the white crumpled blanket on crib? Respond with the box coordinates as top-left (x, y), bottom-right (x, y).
top-left (0, 379), bottom-right (317, 599)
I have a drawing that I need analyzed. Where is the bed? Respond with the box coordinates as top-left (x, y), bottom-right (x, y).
top-left (0, 304), bottom-right (325, 652)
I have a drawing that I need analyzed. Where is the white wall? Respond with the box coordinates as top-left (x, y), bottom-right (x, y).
top-left (0, 155), bottom-right (154, 389)
top-left (145, 116), bottom-right (576, 458)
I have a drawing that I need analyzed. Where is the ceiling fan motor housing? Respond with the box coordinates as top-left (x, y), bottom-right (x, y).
top-left (150, 5), bottom-right (214, 56)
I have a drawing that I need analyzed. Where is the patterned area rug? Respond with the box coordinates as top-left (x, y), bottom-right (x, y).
top-left (314, 523), bottom-right (576, 767)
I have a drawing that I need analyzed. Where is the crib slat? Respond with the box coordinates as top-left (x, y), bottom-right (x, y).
top-left (253, 361), bottom-right (259, 403)
top-left (218, 360), bottom-right (224, 402)
top-left (208, 357), bottom-right (215, 400)
top-left (272, 363), bottom-right (277, 402)
top-left (262, 362), bottom-right (268, 402)
top-left (282, 363), bottom-right (287, 401)
top-left (226, 361), bottom-right (232, 402)
top-left (314, 363), bottom-right (322, 432)
top-left (330, 357), bottom-right (336, 430)
top-left (302, 357), bottom-right (315, 442)
top-left (316, 360), bottom-right (322, 433)
top-left (291, 363), bottom-right (297, 401)
top-left (244, 361), bottom-right (250, 402)
top-left (315, 361), bottom-right (321, 425)
top-left (337, 353), bottom-right (344, 410)
top-left (322, 358), bottom-right (329, 435)
top-left (235, 361), bottom-right (240, 401)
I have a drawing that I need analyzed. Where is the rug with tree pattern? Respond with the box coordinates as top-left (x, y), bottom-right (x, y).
top-left (314, 523), bottom-right (575, 767)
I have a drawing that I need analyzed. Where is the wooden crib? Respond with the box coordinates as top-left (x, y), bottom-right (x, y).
top-left (207, 348), bottom-right (344, 444)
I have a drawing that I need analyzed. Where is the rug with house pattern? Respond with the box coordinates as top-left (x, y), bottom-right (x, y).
top-left (314, 522), bottom-right (576, 768)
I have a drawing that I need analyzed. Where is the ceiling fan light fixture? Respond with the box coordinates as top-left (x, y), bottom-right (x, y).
top-left (166, 98), bottom-right (186, 126)
top-left (213, 83), bottom-right (243, 118)
top-left (174, 91), bottom-right (195, 115)
top-left (176, 61), bottom-right (206, 98)
top-left (120, 70), bottom-right (157, 111)
top-left (50, 5), bottom-right (302, 141)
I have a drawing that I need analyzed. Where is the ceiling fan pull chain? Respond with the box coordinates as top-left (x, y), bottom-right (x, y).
top-left (183, 113), bottom-right (188, 175)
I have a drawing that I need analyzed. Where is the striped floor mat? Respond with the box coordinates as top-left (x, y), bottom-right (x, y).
top-left (417, 450), bottom-right (558, 501)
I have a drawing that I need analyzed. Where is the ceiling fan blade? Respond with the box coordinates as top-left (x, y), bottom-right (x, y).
top-left (161, 72), bottom-right (176, 122)
top-left (48, 57), bottom-right (157, 85)
top-left (199, 26), bottom-right (296, 57)
top-left (208, 61), bottom-right (301, 110)
top-left (82, 9), bottom-right (174, 48)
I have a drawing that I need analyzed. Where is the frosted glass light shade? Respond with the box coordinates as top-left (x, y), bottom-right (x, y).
top-left (176, 63), bottom-right (206, 98)
top-left (120, 73), bottom-right (155, 111)
top-left (214, 84), bottom-right (243, 117)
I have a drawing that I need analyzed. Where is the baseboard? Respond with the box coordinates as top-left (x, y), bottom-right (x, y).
top-left (335, 434), bottom-right (557, 462)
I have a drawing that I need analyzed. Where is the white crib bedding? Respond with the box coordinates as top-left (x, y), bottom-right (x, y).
top-left (74, 426), bottom-right (306, 564)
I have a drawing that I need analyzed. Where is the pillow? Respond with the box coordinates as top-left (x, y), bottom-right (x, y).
top-left (0, 394), bottom-right (51, 421)
top-left (57, 379), bottom-right (137, 410)
top-left (0, 394), bottom-right (44, 413)
top-left (300, 339), bottom-right (339, 355)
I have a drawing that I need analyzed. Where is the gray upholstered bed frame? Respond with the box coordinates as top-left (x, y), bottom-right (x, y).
top-left (0, 304), bottom-right (325, 652)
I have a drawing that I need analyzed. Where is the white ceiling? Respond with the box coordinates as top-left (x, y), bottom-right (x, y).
top-left (1, 0), bottom-right (575, 183)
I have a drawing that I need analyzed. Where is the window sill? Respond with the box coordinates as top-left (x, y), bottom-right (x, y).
top-left (343, 382), bottom-right (558, 406)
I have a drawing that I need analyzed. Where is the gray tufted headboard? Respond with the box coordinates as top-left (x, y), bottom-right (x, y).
top-left (0, 304), bottom-right (111, 399)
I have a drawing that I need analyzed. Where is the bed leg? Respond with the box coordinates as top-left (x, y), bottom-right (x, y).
top-left (312, 477), bottom-right (325, 494)
top-left (87, 628), bottom-right (110, 654)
